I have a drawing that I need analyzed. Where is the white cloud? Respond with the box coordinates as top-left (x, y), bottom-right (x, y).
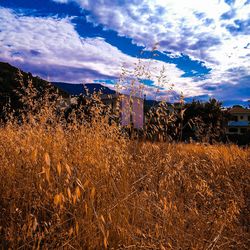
top-left (2, 0), bottom-right (250, 101)
top-left (0, 7), bottom-right (133, 79)
top-left (52, 0), bottom-right (250, 100)
top-left (0, 7), bottom-right (207, 98)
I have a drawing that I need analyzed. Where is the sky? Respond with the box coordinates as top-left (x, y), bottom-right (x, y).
top-left (0, 0), bottom-right (249, 106)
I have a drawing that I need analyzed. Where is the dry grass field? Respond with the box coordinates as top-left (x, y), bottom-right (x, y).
top-left (0, 108), bottom-right (249, 249)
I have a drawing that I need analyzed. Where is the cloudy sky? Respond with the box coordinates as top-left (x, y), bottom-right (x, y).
top-left (0, 0), bottom-right (249, 105)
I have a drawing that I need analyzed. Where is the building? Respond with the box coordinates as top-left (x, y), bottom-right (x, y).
top-left (226, 106), bottom-right (250, 135)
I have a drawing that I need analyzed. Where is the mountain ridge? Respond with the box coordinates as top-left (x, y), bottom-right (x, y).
top-left (52, 81), bottom-right (116, 96)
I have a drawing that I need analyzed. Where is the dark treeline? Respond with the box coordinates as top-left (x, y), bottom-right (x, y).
top-left (144, 98), bottom-right (229, 143)
top-left (144, 99), bottom-right (250, 145)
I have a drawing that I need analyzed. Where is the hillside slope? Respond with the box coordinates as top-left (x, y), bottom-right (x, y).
top-left (0, 62), bottom-right (68, 116)
top-left (52, 82), bottom-right (116, 96)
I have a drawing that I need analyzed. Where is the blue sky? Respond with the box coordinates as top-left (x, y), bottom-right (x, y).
top-left (0, 0), bottom-right (249, 105)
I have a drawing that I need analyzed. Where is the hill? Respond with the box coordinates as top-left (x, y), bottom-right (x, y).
top-left (52, 82), bottom-right (116, 96)
top-left (0, 62), bottom-right (117, 120)
top-left (0, 62), bottom-right (68, 118)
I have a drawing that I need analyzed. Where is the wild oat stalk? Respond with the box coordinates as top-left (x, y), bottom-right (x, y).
top-left (0, 58), bottom-right (249, 249)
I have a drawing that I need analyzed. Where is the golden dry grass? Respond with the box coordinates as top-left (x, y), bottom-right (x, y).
top-left (0, 113), bottom-right (249, 249)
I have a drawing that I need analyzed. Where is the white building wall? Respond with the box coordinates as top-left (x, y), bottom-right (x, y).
top-left (120, 95), bottom-right (130, 126)
top-left (119, 95), bottom-right (144, 128)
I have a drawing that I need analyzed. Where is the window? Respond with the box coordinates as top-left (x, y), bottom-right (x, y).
top-left (228, 128), bottom-right (238, 133)
top-left (248, 116), bottom-right (250, 121)
top-left (233, 116), bottom-right (238, 121)
top-left (240, 115), bottom-right (244, 120)
top-left (240, 128), bottom-right (247, 134)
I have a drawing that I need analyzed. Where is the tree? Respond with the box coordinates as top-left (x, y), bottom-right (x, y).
top-left (182, 98), bottom-right (228, 143)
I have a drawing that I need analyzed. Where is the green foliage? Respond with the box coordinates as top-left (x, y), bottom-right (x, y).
top-left (144, 98), bottom-right (228, 143)
top-left (182, 98), bottom-right (228, 142)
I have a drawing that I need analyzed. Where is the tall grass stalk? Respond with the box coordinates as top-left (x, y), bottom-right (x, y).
top-left (0, 84), bottom-right (249, 249)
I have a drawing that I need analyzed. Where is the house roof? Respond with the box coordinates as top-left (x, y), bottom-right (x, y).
top-left (229, 107), bottom-right (250, 114)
